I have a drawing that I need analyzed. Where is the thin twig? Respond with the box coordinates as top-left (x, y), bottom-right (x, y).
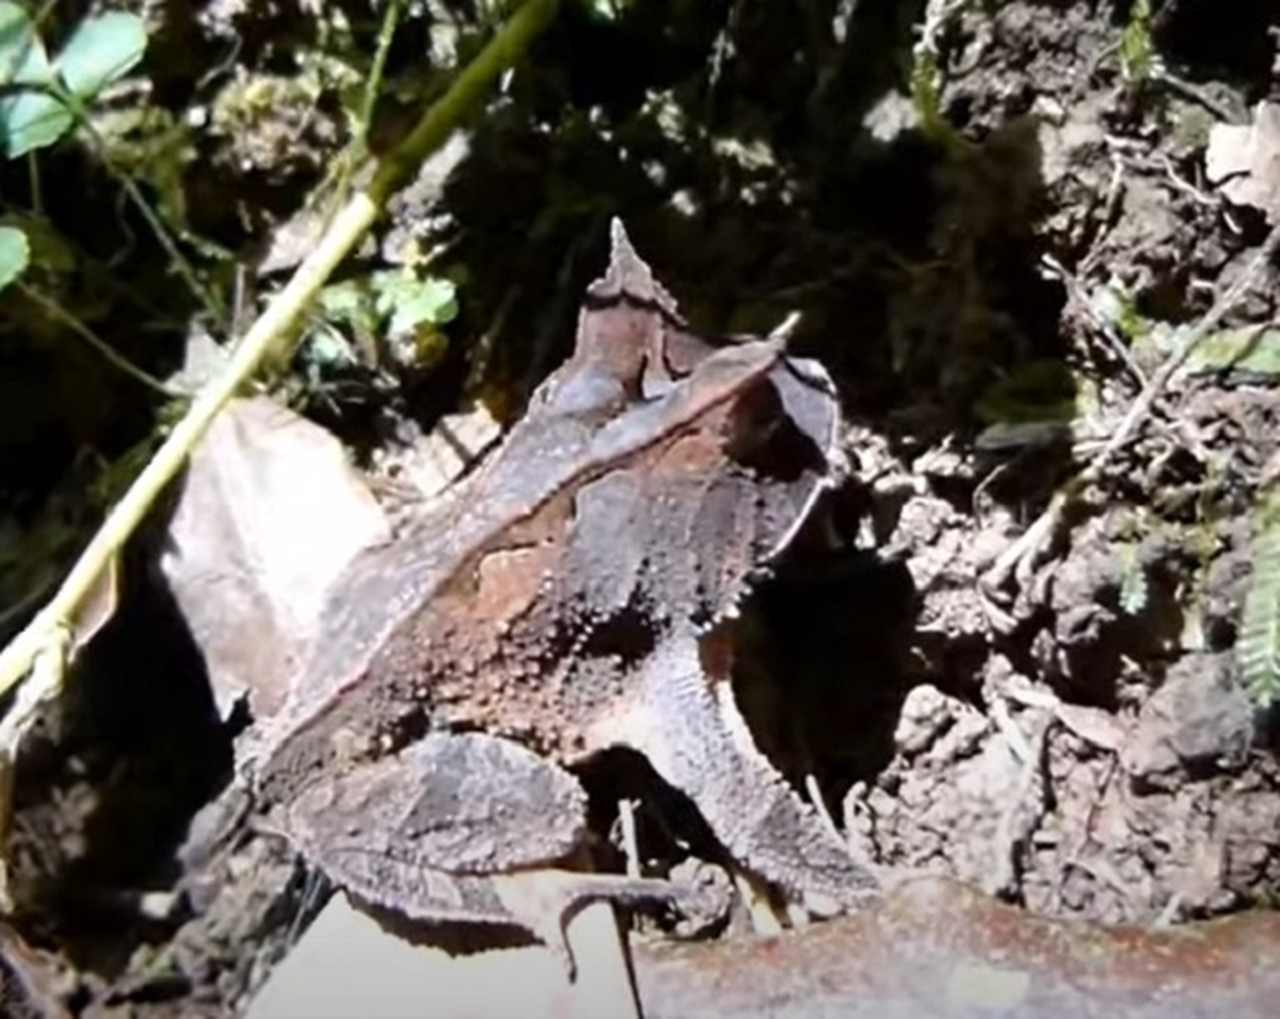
top-left (9, 74), bottom-right (231, 325)
top-left (1154, 70), bottom-right (1245, 125)
top-left (24, 151), bottom-right (41, 217)
top-left (16, 283), bottom-right (184, 398)
top-left (804, 773), bottom-right (842, 843)
top-left (1159, 154), bottom-right (1217, 208)
top-left (618, 798), bottom-right (640, 879)
top-left (1040, 253), bottom-right (1147, 388)
top-left (359, 0), bottom-right (404, 147)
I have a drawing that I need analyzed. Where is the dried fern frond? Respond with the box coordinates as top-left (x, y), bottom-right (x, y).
top-left (1118, 542), bottom-right (1149, 616)
top-left (1238, 491), bottom-right (1280, 709)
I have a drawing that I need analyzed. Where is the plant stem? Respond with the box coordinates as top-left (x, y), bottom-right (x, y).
top-left (58, 85), bottom-right (228, 325)
top-left (17, 282), bottom-right (182, 397)
top-left (360, 0), bottom-right (404, 147)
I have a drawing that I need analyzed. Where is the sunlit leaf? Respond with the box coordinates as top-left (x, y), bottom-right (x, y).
top-left (57, 11), bottom-right (147, 98)
top-left (1186, 325), bottom-right (1280, 379)
top-left (0, 224), bottom-right (29, 290)
top-left (0, 3), bottom-right (51, 87)
top-left (372, 270), bottom-right (457, 335)
top-left (0, 3), bottom-right (71, 156)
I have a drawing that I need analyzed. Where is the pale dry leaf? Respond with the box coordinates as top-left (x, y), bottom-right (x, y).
top-left (247, 892), bottom-right (639, 1019)
top-left (68, 553), bottom-right (118, 656)
top-left (160, 396), bottom-right (389, 719)
top-left (1205, 101), bottom-right (1280, 223)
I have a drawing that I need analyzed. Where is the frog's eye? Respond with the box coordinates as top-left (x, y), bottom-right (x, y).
top-left (549, 366), bottom-right (628, 420)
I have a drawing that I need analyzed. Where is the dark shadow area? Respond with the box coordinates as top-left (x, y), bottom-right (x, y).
top-left (1151, 0), bottom-right (1278, 94)
top-left (9, 548), bottom-right (233, 972)
top-left (740, 538), bottom-right (918, 791)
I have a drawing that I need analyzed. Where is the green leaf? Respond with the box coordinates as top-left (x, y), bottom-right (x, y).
top-left (0, 86), bottom-right (68, 156)
top-left (0, 3), bottom-right (71, 156)
top-left (1240, 516), bottom-right (1280, 710)
top-left (1120, 0), bottom-right (1155, 84)
top-left (56, 11), bottom-right (146, 98)
top-left (389, 279), bottom-right (460, 335)
top-left (380, 276), bottom-right (457, 335)
top-left (1, 212), bottom-right (75, 275)
top-left (1185, 325), bottom-right (1280, 379)
top-left (303, 326), bottom-right (357, 370)
top-left (0, 4), bottom-right (52, 87)
top-left (319, 279), bottom-right (369, 318)
top-left (319, 279), bottom-right (378, 334)
top-left (0, 224), bottom-right (29, 290)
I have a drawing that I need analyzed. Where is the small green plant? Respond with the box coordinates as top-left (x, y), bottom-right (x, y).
top-left (0, 4), bottom-right (147, 157)
top-left (1238, 486), bottom-right (1280, 709)
top-left (0, 6), bottom-right (221, 387)
top-left (1119, 0), bottom-right (1157, 86)
top-left (1184, 325), bottom-right (1280, 380)
top-left (0, 4), bottom-right (146, 300)
top-left (1113, 291), bottom-right (1150, 346)
top-left (312, 266), bottom-right (458, 374)
top-left (910, 50), bottom-right (945, 138)
top-left (908, 0), bottom-right (975, 157)
top-left (909, 45), bottom-right (970, 157)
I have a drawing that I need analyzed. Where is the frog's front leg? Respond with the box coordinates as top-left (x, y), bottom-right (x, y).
top-left (596, 636), bottom-right (881, 915)
top-left (282, 732), bottom-right (687, 977)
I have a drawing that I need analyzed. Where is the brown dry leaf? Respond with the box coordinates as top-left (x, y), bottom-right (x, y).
top-left (632, 877), bottom-right (1280, 1019)
top-left (1205, 101), bottom-right (1280, 223)
top-left (159, 397), bottom-right (390, 720)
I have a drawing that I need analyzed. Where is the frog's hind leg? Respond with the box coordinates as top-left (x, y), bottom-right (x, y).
top-left (282, 731), bottom-right (704, 978)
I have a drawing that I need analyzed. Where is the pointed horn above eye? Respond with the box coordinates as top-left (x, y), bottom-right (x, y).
top-left (597, 217), bottom-right (680, 318)
top-left (609, 217), bottom-right (635, 265)
top-left (606, 217), bottom-right (652, 291)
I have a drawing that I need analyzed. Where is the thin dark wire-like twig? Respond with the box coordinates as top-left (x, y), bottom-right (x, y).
top-left (17, 282), bottom-right (184, 398)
